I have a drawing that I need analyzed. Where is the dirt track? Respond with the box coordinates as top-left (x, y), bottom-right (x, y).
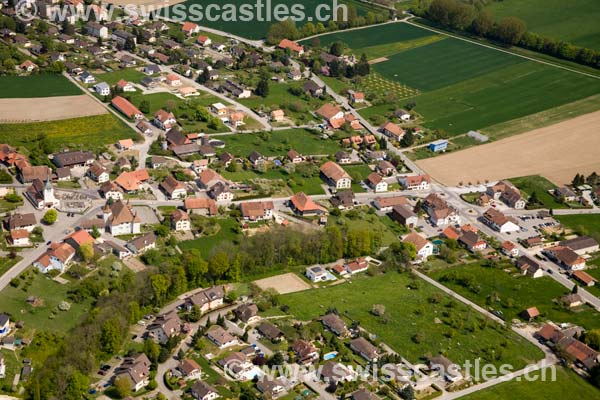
top-left (0, 95), bottom-right (107, 122)
top-left (416, 111), bottom-right (600, 186)
top-left (253, 272), bottom-right (311, 294)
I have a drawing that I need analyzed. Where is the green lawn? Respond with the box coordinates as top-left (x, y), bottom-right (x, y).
top-left (327, 211), bottom-right (404, 247)
top-left (95, 68), bottom-right (147, 85)
top-left (221, 167), bottom-right (326, 195)
top-left (486, 0), bottom-right (600, 51)
top-left (0, 74), bottom-right (81, 98)
top-left (555, 214), bottom-right (600, 237)
top-left (461, 366), bottom-right (600, 400)
top-left (165, 0), bottom-right (385, 39)
top-left (218, 129), bottom-right (340, 157)
top-left (238, 81), bottom-right (327, 125)
top-left (508, 175), bottom-right (566, 210)
top-left (428, 262), bottom-right (600, 330)
top-left (280, 273), bottom-right (543, 368)
top-left (179, 218), bottom-right (241, 257)
top-left (0, 271), bottom-right (91, 334)
top-left (0, 114), bottom-right (139, 153)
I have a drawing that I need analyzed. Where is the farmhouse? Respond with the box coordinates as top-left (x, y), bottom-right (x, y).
top-left (373, 195), bottom-right (409, 212)
top-left (399, 174), bottom-right (431, 190)
top-left (160, 176), bottom-right (187, 199)
top-left (6, 213), bottom-right (37, 232)
top-left (422, 194), bottom-right (461, 226)
top-left (487, 181), bottom-right (526, 209)
top-left (380, 122), bottom-right (404, 140)
top-left (170, 209), bottom-right (191, 231)
top-left (543, 246), bottom-right (586, 271)
top-left (366, 173), bottom-right (387, 193)
top-left (185, 197), bottom-right (218, 215)
top-left (559, 236), bottom-right (599, 255)
top-left (278, 39), bottom-right (304, 55)
top-left (52, 150), bottom-right (94, 168)
top-left (391, 205), bottom-right (418, 228)
top-left (207, 182), bottom-right (234, 202)
top-left (320, 161), bottom-right (351, 190)
top-left (112, 96), bottom-right (144, 119)
top-left (289, 192), bottom-right (327, 216)
top-left (572, 270), bottom-right (597, 287)
top-left (481, 208), bottom-right (520, 233)
top-left (240, 201), bottom-right (274, 221)
top-left (103, 200), bottom-right (141, 236)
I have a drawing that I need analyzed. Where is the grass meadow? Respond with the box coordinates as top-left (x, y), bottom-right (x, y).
top-left (280, 272), bottom-right (543, 368)
top-left (485, 0), bottom-right (600, 51)
top-left (0, 74), bottom-right (82, 98)
top-left (461, 366), bottom-right (600, 400)
top-left (0, 114), bottom-right (138, 152)
top-left (428, 262), bottom-right (600, 330)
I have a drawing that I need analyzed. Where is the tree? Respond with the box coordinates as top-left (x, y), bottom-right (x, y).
top-left (78, 242), bottom-right (94, 263)
top-left (399, 384), bottom-right (416, 400)
top-left (590, 364), bottom-right (600, 388)
top-left (42, 209), bottom-right (58, 225)
top-left (471, 10), bottom-right (494, 37)
top-left (90, 225), bottom-right (101, 239)
top-left (143, 338), bottom-right (160, 363)
top-left (400, 130), bottom-right (414, 147)
top-left (208, 252), bottom-right (230, 281)
top-left (124, 36), bottom-right (136, 51)
top-left (100, 318), bottom-right (123, 355)
top-left (255, 78), bottom-right (269, 97)
top-left (495, 16), bottom-right (527, 45)
top-left (139, 99), bottom-right (150, 114)
top-left (64, 371), bottom-right (89, 400)
top-left (268, 352), bottom-right (284, 367)
top-left (113, 375), bottom-right (131, 399)
top-left (266, 19), bottom-right (299, 44)
top-left (329, 41), bottom-right (344, 57)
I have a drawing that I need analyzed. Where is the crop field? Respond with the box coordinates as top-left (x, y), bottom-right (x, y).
top-left (319, 22), bottom-right (600, 139)
top-left (303, 21), bottom-right (436, 52)
top-left (415, 110), bottom-right (600, 186)
top-left (165, 0), bottom-right (383, 39)
top-left (0, 95), bottom-right (107, 123)
top-left (280, 272), bottom-right (543, 367)
top-left (358, 72), bottom-right (418, 100)
top-left (0, 114), bottom-right (138, 152)
top-left (0, 74), bottom-right (81, 98)
top-left (485, 0), bottom-right (600, 51)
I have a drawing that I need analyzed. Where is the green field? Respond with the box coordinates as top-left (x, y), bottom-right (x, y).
top-left (428, 262), bottom-right (600, 330)
top-left (280, 272), bottom-right (543, 367)
top-left (0, 114), bottom-right (138, 152)
top-left (0, 272), bottom-right (91, 334)
top-left (462, 366), bottom-right (600, 400)
top-left (221, 167), bottom-right (326, 195)
top-left (218, 129), bottom-right (340, 157)
top-left (179, 218), bottom-right (241, 257)
top-left (319, 22), bottom-right (600, 137)
top-left (303, 21), bottom-right (436, 52)
top-left (165, 0), bottom-right (384, 39)
top-left (486, 0), bottom-right (600, 51)
top-left (508, 176), bottom-right (566, 210)
top-left (0, 74), bottom-right (82, 98)
top-left (95, 68), bottom-right (146, 85)
top-left (238, 81), bottom-right (327, 125)
top-left (555, 214), bottom-right (600, 238)
top-left (374, 38), bottom-right (524, 92)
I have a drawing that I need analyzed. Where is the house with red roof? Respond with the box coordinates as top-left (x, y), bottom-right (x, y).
top-left (277, 39), bottom-right (304, 55)
top-left (111, 96), bottom-right (144, 119)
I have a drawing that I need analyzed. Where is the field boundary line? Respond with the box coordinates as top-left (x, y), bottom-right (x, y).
top-left (299, 19), bottom-right (408, 43)
top-left (404, 20), bottom-right (600, 80)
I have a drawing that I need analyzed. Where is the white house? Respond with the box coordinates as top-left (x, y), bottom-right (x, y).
top-left (80, 72), bottom-right (95, 84)
top-left (320, 161), bottom-right (351, 190)
top-left (403, 232), bottom-right (434, 262)
top-left (306, 265), bottom-right (328, 282)
top-left (366, 173), bottom-right (388, 193)
top-left (482, 208), bottom-right (520, 233)
top-left (94, 82), bottom-right (110, 96)
top-left (104, 200), bottom-right (141, 236)
top-left (399, 174), bottom-right (431, 191)
top-left (170, 210), bottom-right (191, 231)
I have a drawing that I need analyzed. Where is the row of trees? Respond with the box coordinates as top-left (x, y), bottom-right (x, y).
top-left (265, 6), bottom-right (389, 45)
top-left (419, 0), bottom-right (600, 69)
